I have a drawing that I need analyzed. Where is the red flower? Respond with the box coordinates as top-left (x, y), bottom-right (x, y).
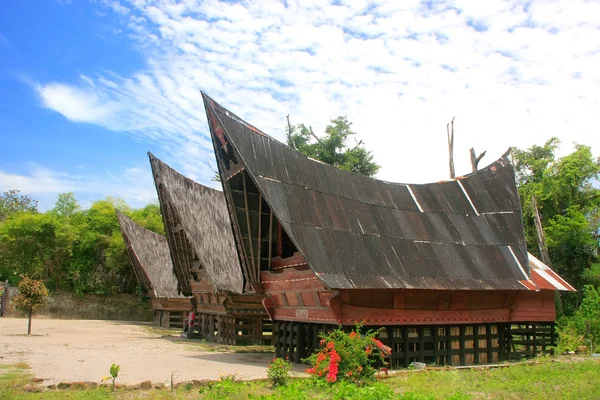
top-left (327, 341), bottom-right (335, 350)
top-left (320, 339), bottom-right (326, 345)
top-left (306, 367), bottom-right (315, 374)
top-left (349, 332), bottom-right (357, 338)
top-left (381, 367), bottom-right (389, 376)
top-left (347, 371), bottom-right (353, 376)
top-left (357, 366), bottom-right (363, 372)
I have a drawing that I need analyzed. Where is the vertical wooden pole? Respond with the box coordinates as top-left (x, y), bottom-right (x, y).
top-left (282, 321), bottom-right (288, 359)
top-left (267, 209), bottom-right (273, 270)
top-left (446, 326), bottom-right (452, 366)
top-left (473, 324), bottom-right (480, 365)
top-left (418, 326), bottom-right (425, 363)
top-left (506, 324), bottom-right (512, 360)
top-left (532, 324), bottom-right (537, 356)
top-left (256, 193), bottom-right (263, 276)
top-left (388, 327), bottom-right (397, 369)
top-left (432, 325), bottom-right (438, 365)
top-left (296, 323), bottom-right (306, 362)
top-left (486, 324), bottom-right (493, 363)
top-left (277, 222), bottom-right (283, 257)
top-left (459, 325), bottom-right (466, 366)
top-left (499, 323), bottom-right (506, 361)
top-left (402, 326), bottom-right (410, 368)
top-left (242, 174), bottom-right (256, 281)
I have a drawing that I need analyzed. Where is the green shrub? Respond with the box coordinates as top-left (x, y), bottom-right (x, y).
top-left (267, 357), bottom-right (292, 387)
top-left (305, 324), bottom-right (391, 385)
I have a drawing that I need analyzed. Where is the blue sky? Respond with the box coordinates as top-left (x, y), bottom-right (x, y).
top-left (1, 0), bottom-right (599, 210)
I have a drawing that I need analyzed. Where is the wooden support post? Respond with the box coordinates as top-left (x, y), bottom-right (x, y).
top-left (296, 323), bottom-right (306, 363)
top-left (242, 173), bottom-right (256, 281)
top-left (432, 325), bottom-right (438, 365)
top-left (532, 324), bottom-right (537, 356)
top-left (256, 192), bottom-right (263, 275)
top-left (402, 326), bottom-right (410, 368)
top-left (388, 327), bottom-right (397, 369)
top-left (418, 326), bottom-right (425, 363)
top-left (473, 324), bottom-right (480, 365)
top-left (446, 326), bottom-right (452, 366)
top-left (507, 324), bottom-right (512, 360)
top-left (486, 324), bottom-right (493, 363)
top-left (282, 321), bottom-right (289, 359)
top-left (499, 323), bottom-right (506, 361)
top-left (459, 325), bottom-right (466, 366)
top-left (267, 209), bottom-right (273, 270)
top-left (277, 222), bottom-right (283, 257)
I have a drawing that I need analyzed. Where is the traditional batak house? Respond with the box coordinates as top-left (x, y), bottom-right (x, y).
top-left (148, 153), bottom-right (271, 344)
top-left (201, 92), bottom-right (575, 367)
top-left (116, 211), bottom-right (191, 328)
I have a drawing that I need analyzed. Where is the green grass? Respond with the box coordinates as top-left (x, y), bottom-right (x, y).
top-left (1, 358), bottom-right (599, 399)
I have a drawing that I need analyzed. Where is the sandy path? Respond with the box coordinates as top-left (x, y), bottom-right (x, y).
top-left (0, 318), bottom-right (279, 385)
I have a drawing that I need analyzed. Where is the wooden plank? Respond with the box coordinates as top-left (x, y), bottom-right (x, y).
top-left (242, 173), bottom-right (257, 281)
top-left (282, 321), bottom-right (289, 359)
top-left (532, 324), bottom-right (537, 355)
top-left (267, 209), bottom-right (273, 270)
top-left (256, 192), bottom-right (262, 275)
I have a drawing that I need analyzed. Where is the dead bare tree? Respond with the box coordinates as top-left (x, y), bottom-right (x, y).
top-left (470, 148), bottom-right (486, 173)
top-left (447, 117), bottom-right (455, 178)
top-left (286, 114), bottom-right (297, 150)
top-left (533, 195), bottom-right (564, 315)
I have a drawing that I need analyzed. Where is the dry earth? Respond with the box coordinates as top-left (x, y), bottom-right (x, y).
top-left (0, 318), bottom-right (288, 385)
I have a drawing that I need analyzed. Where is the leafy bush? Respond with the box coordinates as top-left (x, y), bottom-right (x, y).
top-left (305, 324), bottom-right (391, 385)
top-left (267, 357), bottom-right (292, 387)
top-left (556, 285), bottom-right (600, 352)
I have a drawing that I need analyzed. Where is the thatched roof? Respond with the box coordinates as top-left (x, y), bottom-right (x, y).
top-left (116, 211), bottom-right (185, 299)
top-left (148, 153), bottom-right (244, 295)
top-left (203, 92), bottom-right (545, 292)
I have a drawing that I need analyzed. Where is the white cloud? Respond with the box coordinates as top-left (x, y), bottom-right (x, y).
top-left (36, 0), bottom-right (600, 187)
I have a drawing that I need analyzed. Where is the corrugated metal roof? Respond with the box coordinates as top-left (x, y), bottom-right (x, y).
top-left (116, 211), bottom-right (186, 299)
top-left (528, 253), bottom-right (576, 292)
top-left (202, 93), bottom-right (550, 291)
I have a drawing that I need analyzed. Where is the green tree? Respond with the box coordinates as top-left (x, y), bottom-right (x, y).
top-left (0, 190), bottom-right (38, 221)
top-left (0, 212), bottom-right (75, 287)
top-left (52, 192), bottom-right (80, 217)
top-left (287, 116), bottom-right (380, 177)
top-left (12, 275), bottom-right (49, 334)
top-left (514, 139), bottom-right (600, 311)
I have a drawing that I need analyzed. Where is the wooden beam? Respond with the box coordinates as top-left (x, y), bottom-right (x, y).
top-left (256, 192), bottom-right (263, 277)
top-left (267, 209), bottom-right (273, 270)
top-left (224, 180), bottom-right (252, 286)
top-left (432, 325), bottom-right (438, 365)
top-left (277, 221), bottom-right (283, 257)
top-left (242, 173), bottom-right (257, 282)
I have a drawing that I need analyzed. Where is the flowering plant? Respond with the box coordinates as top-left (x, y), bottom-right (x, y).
top-left (267, 357), bottom-right (293, 387)
top-left (305, 324), bottom-right (391, 385)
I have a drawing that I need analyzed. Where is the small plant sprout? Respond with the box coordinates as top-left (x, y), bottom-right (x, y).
top-left (101, 364), bottom-right (120, 390)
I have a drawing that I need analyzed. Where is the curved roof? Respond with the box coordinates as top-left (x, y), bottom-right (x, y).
top-left (116, 211), bottom-right (185, 299)
top-left (149, 153), bottom-right (244, 295)
top-left (203, 92), bottom-right (537, 291)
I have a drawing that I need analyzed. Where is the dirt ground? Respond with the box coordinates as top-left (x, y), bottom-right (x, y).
top-left (0, 317), bottom-right (287, 385)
